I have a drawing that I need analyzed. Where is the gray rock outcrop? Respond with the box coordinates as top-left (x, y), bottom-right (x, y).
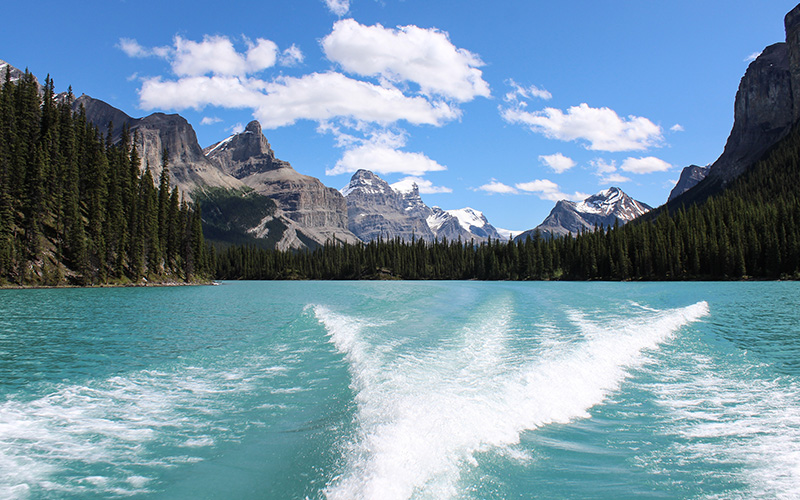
top-left (204, 121), bottom-right (359, 245)
top-left (668, 165), bottom-right (710, 202)
top-left (75, 95), bottom-right (244, 199)
top-left (514, 187), bottom-right (651, 241)
top-left (342, 169), bottom-right (435, 242)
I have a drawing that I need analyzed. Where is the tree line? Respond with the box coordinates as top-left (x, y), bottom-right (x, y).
top-left (216, 117), bottom-right (800, 281)
top-left (0, 69), bottom-right (212, 285)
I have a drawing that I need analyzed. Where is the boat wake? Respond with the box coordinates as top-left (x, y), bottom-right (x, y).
top-left (314, 299), bottom-right (710, 499)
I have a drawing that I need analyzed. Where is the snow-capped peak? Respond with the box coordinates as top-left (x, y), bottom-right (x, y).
top-left (446, 207), bottom-right (486, 231)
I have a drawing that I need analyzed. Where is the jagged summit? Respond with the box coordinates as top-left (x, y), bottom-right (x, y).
top-left (204, 120), bottom-right (290, 178)
top-left (343, 169), bottom-right (503, 242)
top-left (514, 188), bottom-right (651, 241)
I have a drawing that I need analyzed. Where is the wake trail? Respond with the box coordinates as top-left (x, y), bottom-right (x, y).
top-left (314, 299), bottom-right (710, 500)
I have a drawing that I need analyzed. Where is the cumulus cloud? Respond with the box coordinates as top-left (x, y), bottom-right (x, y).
top-left (514, 179), bottom-right (588, 202)
top-left (200, 116), bottom-right (223, 125)
top-left (139, 72), bottom-right (460, 128)
top-left (323, 0), bottom-right (350, 16)
top-left (620, 156), bottom-right (672, 174)
top-left (504, 79), bottom-right (552, 103)
top-left (391, 176), bottom-right (452, 194)
top-left (477, 180), bottom-right (518, 195)
top-left (117, 38), bottom-right (169, 58)
top-left (597, 173), bottom-right (631, 184)
top-left (171, 35), bottom-right (277, 76)
top-left (501, 103), bottom-right (663, 152)
top-left (327, 143), bottom-right (447, 176)
top-left (279, 44), bottom-right (304, 66)
top-left (322, 19), bottom-right (491, 102)
top-left (670, 123), bottom-right (684, 132)
top-left (253, 72), bottom-right (460, 128)
top-left (538, 153), bottom-right (576, 174)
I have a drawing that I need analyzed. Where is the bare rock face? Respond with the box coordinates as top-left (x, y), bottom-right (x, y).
top-left (514, 188), bottom-right (651, 241)
top-left (785, 4), bottom-right (800, 122)
top-left (668, 165), bottom-right (710, 202)
top-left (343, 169), bottom-right (435, 242)
top-left (74, 95), bottom-right (244, 199)
top-left (707, 43), bottom-right (794, 184)
top-left (204, 121), bottom-right (359, 245)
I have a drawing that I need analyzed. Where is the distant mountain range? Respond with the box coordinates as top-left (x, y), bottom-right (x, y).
top-left (514, 188), bottom-right (651, 241)
top-left (342, 169), bottom-right (503, 243)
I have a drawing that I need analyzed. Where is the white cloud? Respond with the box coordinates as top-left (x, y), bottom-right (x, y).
top-left (139, 75), bottom-right (266, 110)
top-left (279, 44), bottom-right (304, 66)
top-left (323, 0), bottom-right (349, 16)
top-left (538, 153), bottom-right (576, 174)
top-left (745, 51), bottom-right (762, 63)
top-left (515, 179), bottom-right (588, 202)
top-left (477, 180), bottom-right (518, 195)
top-left (598, 173), bottom-right (631, 184)
top-left (670, 123), bottom-right (684, 132)
top-left (322, 19), bottom-right (491, 102)
top-left (171, 35), bottom-right (277, 76)
top-left (327, 143), bottom-right (447, 176)
top-left (391, 176), bottom-right (452, 194)
top-left (620, 156), bottom-right (672, 174)
top-left (139, 72), bottom-right (460, 128)
top-left (501, 102), bottom-right (663, 152)
top-left (229, 123), bottom-right (245, 134)
top-left (254, 72), bottom-right (460, 128)
top-left (118, 38), bottom-right (149, 58)
top-left (117, 38), bottom-right (170, 59)
top-left (504, 79), bottom-right (552, 102)
top-left (591, 158), bottom-right (617, 175)
top-left (200, 116), bottom-right (222, 125)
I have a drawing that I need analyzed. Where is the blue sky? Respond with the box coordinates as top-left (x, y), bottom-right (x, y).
top-left (2, 0), bottom-right (797, 233)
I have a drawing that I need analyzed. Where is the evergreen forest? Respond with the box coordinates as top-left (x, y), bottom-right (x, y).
top-left (0, 70), bottom-right (212, 286)
top-left (2, 66), bottom-right (798, 286)
top-left (216, 120), bottom-right (800, 281)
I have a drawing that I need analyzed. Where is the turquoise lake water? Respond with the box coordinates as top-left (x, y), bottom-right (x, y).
top-left (1, 281), bottom-right (799, 499)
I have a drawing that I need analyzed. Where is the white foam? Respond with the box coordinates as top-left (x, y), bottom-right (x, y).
top-left (646, 350), bottom-right (800, 499)
top-left (0, 353), bottom-right (288, 497)
top-left (316, 300), bottom-right (709, 500)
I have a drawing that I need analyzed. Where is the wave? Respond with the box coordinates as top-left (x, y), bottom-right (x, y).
top-left (644, 349), bottom-right (800, 499)
top-left (314, 299), bottom-right (709, 500)
top-left (0, 356), bottom-right (287, 499)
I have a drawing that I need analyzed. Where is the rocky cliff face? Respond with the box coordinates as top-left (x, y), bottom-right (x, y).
top-left (343, 169), bottom-right (435, 241)
top-left (668, 165), bottom-right (710, 202)
top-left (344, 169), bottom-right (504, 243)
top-left (514, 187), bottom-right (651, 241)
top-left (707, 43), bottom-right (794, 185)
top-left (204, 121), bottom-right (359, 245)
top-left (75, 95), bottom-right (244, 199)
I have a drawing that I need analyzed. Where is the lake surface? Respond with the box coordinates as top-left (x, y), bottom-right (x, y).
top-left (1, 281), bottom-right (799, 499)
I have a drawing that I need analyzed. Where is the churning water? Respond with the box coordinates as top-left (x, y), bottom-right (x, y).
top-left (0, 281), bottom-right (798, 499)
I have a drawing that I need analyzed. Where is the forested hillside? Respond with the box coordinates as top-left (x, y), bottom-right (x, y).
top-left (216, 119), bottom-right (800, 281)
top-left (0, 70), bottom-right (212, 286)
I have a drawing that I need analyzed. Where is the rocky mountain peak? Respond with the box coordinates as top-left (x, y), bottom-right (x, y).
top-left (204, 120), bottom-right (289, 178)
top-left (515, 187), bottom-right (651, 241)
top-left (786, 3), bottom-right (800, 121)
top-left (341, 169), bottom-right (393, 196)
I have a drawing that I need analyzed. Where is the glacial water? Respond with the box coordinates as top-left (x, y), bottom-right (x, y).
top-left (1, 281), bottom-right (799, 499)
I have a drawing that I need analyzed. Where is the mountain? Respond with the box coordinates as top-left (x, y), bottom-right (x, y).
top-left (342, 169), bottom-right (435, 241)
top-left (204, 121), bottom-right (359, 246)
top-left (426, 207), bottom-right (504, 242)
top-left (343, 169), bottom-right (504, 243)
top-left (669, 4), bottom-right (800, 207)
top-left (668, 165), bottom-right (710, 202)
top-left (76, 97), bottom-right (358, 249)
top-left (514, 187), bottom-right (651, 241)
top-left (74, 95), bottom-right (244, 199)
top-left (0, 59), bottom-right (31, 86)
